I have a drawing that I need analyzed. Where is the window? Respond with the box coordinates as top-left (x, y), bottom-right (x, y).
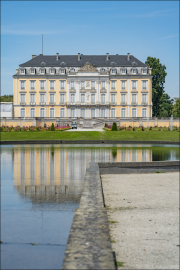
top-left (121, 108), bottom-right (126, 118)
top-left (81, 108), bottom-right (85, 118)
top-left (50, 69), bottom-right (55, 74)
top-left (101, 94), bottom-right (105, 104)
top-left (40, 108), bottom-right (45, 117)
top-left (91, 81), bottom-right (95, 89)
top-left (142, 94), bottom-right (147, 103)
top-left (132, 94), bottom-right (137, 103)
top-left (132, 108), bottom-right (137, 117)
top-left (121, 150), bottom-right (126, 162)
top-left (20, 69), bottom-right (25, 74)
top-left (40, 94), bottom-right (45, 103)
top-left (91, 108), bottom-right (95, 118)
top-left (30, 81), bottom-right (35, 90)
top-left (20, 81), bottom-right (25, 90)
top-left (132, 80), bottom-right (137, 90)
top-left (143, 69), bottom-right (147, 74)
top-left (142, 80), bottom-right (147, 90)
top-left (121, 80), bottom-right (126, 90)
top-left (132, 69), bottom-right (137, 74)
top-left (30, 94), bottom-right (35, 103)
top-left (111, 94), bottom-right (116, 103)
top-left (81, 81), bottom-right (85, 89)
top-left (71, 108), bottom-right (75, 117)
top-left (50, 81), bottom-right (55, 90)
top-left (70, 81), bottom-right (75, 89)
top-left (111, 81), bottom-right (116, 90)
top-left (101, 81), bottom-right (106, 89)
top-left (60, 69), bottom-right (65, 74)
top-left (60, 80), bottom-right (65, 90)
top-left (91, 94), bottom-right (95, 104)
top-left (70, 68), bottom-right (75, 73)
top-left (20, 108), bottom-right (25, 117)
top-left (131, 150), bottom-right (137, 162)
top-left (101, 108), bottom-right (105, 117)
top-left (40, 69), bottom-right (45, 74)
top-left (70, 94), bottom-right (75, 103)
top-left (142, 108), bottom-right (147, 117)
top-left (50, 93), bottom-right (55, 103)
top-left (60, 94), bottom-right (65, 103)
top-left (122, 69), bottom-right (126, 74)
top-left (81, 94), bottom-right (85, 103)
top-left (60, 108), bottom-right (65, 118)
top-left (30, 69), bottom-right (35, 74)
top-left (50, 108), bottom-right (55, 117)
top-left (111, 108), bottom-right (116, 118)
top-left (121, 94), bottom-right (126, 104)
top-left (30, 108), bottom-right (35, 117)
top-left (20, 94), bottom-right (25, 103)
top-left (142, 149), bottom-right (147, 161)
top-left (101, 68), bottom-right (105, 72)
top-left (111, 69), bottom-right (116, 74)
top-left (40, 80), bottom-right (45, 90)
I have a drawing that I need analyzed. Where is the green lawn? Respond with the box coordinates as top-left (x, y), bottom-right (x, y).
top-left (1, 131), bottom-right (179, 142)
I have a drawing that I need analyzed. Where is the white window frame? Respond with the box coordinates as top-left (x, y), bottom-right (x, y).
top-left (101, 108), bottom-right (105, 117)
top-left (91, 94), bottom-right (95, 104)
top-left (142, 93), bottom-right (147, 103)
top-left (30, 69), bottom-right (35, 75)
top-left (40, 80), bottom-right (45, 90)
top-left (30, 80), bottom-right (35, 90)
top-left (91, 81), bottom-right (95, 89)
top-left (30, 93), bottom-right (36, 103)
top-left (101, 81), bottom-right (106, 89)
top-left (81, 81), bottom-right (85, 89)
top-left (132, 69), bottom-right (137, 74)
top-left (142, 69), bottom-right (147, 74)
top-left (40, 69), bottom-right (45, 74)
top-left (20, 80), bottom-right (26, 90)
top-left (91, 108), bottom-right (95, 118)
top-left (121, 108), bottom-right (126, 118)
top-left (111, 108), bottom-right (116, 118)
top-left (50, 68), bottom-right (55, 74)
top-left (101, 94), bottom-right (106, 104)
top-left (111, 81), bottom-right (116, 90)
top-left (81, 94), bottom-right (85, 103)
top-left (50, 80), bottom-right (55, 90)
top-left (20, 93), bottom-right (26, 103)
top-left (70, 93), bottom-right (75, 103)
top-left (20, 69), bottom-right (25, 74)
top-left (50, 108), bottom-right (55, 118)
top-left (101, 68), bottom-right (105, 72)
top-left (81, 108), bottom-right (85, 118)
top-left (111, 94), bottom-right (116, 103)
top-left (121, 80), bottom-right (126, 90)
top-left (132, 80), bottom-right (137, 90)
top-left (60, 108), bottom-right (65, 118)
top-left (49, 93), bottom-right (55, 103)
top-left (142, 108), bottom-right (147, 118)
top-left (132, 93), bottom-right (137, 103)
top-left (60, 69), bottom-right (65, 74)
top-left (132, 108), bottom-right (137, 118)
top-left (60, 80), bottom-right (65, 90)
top-left (121, 94), bottom-right (126, 104)
top-left (60, 93), bottom-right (65, 104)
top-left (121, 69), bottom-right (126, 74)
top-left (20, 108), bottom-right (26, 117)
top-left (111, 69), bottom-right (116, 74)
top-left (40, 93), bottom-right (45, 103)
top-left (30, 108), bottom-right (36, 118)
top-left (70, 81), bottom-right (75, 89)
top-left (71, 108), bottom-right (75, 117)
top-left (40, 108), bottom-right (45, 117)
top-left (142, 80), bottom-right (147, 90)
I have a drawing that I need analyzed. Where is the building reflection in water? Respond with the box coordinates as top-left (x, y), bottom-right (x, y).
top-left (14, 145), bottom-right (152, 206)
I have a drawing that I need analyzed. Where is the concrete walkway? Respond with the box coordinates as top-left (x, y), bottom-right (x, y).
top-left (102, 172), bottom-right (179, 269)
top-left (66, 128), bottom-right (104, 131)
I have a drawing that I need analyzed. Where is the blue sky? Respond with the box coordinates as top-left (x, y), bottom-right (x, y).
top-left (1, 1), bottom-right (179, 98)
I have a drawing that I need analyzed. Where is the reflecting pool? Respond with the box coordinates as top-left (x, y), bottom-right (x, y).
top-left (1, 144), bottom-right (179, 269)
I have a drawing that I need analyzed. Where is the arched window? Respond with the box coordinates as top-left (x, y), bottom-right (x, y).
top-left (30, 108), bottom-right (35, 118)
top-left (121, 108), bottom-right (126, 118)
top-left (81, 108), bottom-right (85, 118)
top-left (111, 108), bottom-right (116, 118)
top-left (132, 108), bottom-right (137, 118)
top-left (142, 108), bottom-right (147, 118)
top-left (101, 108), bottom-right (105, 117)
top-left (50, 108), bottom-right (55, 118)
top-left (20, 108), bottom-right (25, 118)
top-left (40, 108), bottom-right (45, 117)
top-left (60, 108), bottom-right (65, 118)
top-left (91, 108), bottom-right (95, 118)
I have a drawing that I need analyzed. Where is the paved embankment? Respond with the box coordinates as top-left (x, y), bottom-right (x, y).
top-left (62, 162), bottom-right (115, 270)
top-left (102, 172), bottom-right (179, 269)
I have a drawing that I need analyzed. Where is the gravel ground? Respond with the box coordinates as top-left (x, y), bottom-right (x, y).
top-left (102, 172), bottom-right (179, 270)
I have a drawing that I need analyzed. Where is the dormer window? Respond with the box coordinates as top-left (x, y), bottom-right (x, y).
top-left (50, 69), bottom-right (55, 74)
top-left (60, 69), bottom-right (65, 74)
top-left (111, 69), bottom-right (116, 74)
top-left (40, 69), bottom-right (45, 74)
top-left (101, 68), bottom-right (105, 72)
top-left (122, 69), bottom-right (126, 74)
top-left (132, 69), bottom-right (137, 74)
top-left (70, 68), bottom-right (75, 73)
top-left (142, 69), bottom-right (147, 74)
top-left (20, 69), bottom-right (25, 74)
top-left (30, 69), bottom-right (35, 74)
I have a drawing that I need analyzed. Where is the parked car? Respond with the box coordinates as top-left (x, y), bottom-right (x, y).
top-left (71, 121), bottom-right (77, 129)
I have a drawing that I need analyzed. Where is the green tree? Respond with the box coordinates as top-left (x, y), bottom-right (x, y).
top-left (145, 57), bottom-right (167, 117)
top-left (172, 99), bottom-right (180, 117)
top-left (111, 122), bottom-right (117, 131)
top-left (159, 93), bottom-right (173, 117)
top-left (0, 95), bottom-right (13, 102)
top-left (51, 123), bottom-right (55, 131)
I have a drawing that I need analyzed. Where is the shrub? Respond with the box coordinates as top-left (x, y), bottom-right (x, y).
top-left (104, 123), bottom-right (107, 127)
top-left (133, 127), bottom-right (135, 131)
top-left (111, 122), bottom-right (117, 131)
top-left (51, 123), bottom-right (55, 131)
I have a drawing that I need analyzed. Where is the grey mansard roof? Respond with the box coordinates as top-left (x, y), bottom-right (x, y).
top-left (19, 54), bottom-right (147, 68)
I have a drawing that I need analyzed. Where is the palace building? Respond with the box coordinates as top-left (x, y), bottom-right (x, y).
top-left (13, 53), bottom-right (152, 118)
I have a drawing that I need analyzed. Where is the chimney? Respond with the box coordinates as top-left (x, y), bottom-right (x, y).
top-left (32, 55), bottom-right (36, 59)
top-left (127, 53), bottom-right (130, 61)
top-left (106, 53), bottom-right (109, 61)
top-left (56, 53), bottom-right (59, 61)
top-left (78, 53), bottom-right (80, 61)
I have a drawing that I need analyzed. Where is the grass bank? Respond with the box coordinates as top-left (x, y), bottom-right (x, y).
top-left (1, 131), bottom-right (179, 142)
